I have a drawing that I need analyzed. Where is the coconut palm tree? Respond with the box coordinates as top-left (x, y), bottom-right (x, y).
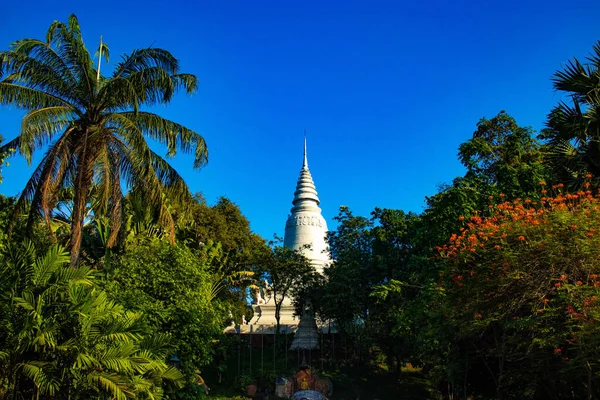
top-left (0, 15), bottom-right (207, 266)
top-left (541, 41), bottom-right (600, 184)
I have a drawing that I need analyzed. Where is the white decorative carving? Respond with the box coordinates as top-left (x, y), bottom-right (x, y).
top-left (286, 214), bottom-right (324, 228)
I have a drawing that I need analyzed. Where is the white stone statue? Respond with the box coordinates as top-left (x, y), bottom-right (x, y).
top-left (255, 287), bottom-right (265, 305)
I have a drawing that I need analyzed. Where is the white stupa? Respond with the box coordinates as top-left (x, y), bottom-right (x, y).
top-left (283, 138), bottom-right (330, 274)
top-left (229, 138), bottom-right (330, 334)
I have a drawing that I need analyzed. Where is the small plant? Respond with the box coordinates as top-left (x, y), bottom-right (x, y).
top-left (236, 373), bottom-right (257, 394)
top-left (237, 373), bottom-right (252, 387)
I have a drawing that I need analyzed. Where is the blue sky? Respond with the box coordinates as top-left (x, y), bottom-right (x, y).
top-left (0, 0), bottom-right (599, 240)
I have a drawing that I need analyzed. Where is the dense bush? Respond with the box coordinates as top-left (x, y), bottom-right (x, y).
top-left (0, 242), bottom-right (183, 399)
top-left (438, 181), bottom-right (600, 399)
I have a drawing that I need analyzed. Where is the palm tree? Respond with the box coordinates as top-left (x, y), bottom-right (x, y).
top-left (0, 15), bottom-right (207, 266)
top-left (541, 41), bottom-right (600, 184)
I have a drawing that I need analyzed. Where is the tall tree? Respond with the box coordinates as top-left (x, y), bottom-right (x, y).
top-left (459, 110), bottom-right (548, 199)
top-left (421, 111), bottom-right (549, 247)
top-left (177, 195), bottom-right (270, 273)
top-left (261, 246), bottom-right (314, 334)
top-left (0, 15), bottom-right (207, 266)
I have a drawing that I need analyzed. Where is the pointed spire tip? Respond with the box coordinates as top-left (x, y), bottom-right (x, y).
top-left (302, 132), bottom-right (308, 169)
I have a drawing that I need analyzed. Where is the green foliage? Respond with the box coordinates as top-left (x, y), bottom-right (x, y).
top-left (104, 237), bottom-right (224, 392)
top-left (0, 241), bottom-right (183, 399)
top-left (459, 111), bottom-right (549, 198)
top-left (315, 112), bottom-right (562, 398)
top-left (178, 195), bottom-right (270, 272)
top-left (318, 206), bottom-right (421, 374)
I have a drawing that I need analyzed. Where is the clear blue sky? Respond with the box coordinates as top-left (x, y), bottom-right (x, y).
top-left (1, 0), bottom-right (599, 240)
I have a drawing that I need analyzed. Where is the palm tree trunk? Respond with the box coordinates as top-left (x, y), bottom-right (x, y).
top-left (70, 130), bottom-right (91, 267)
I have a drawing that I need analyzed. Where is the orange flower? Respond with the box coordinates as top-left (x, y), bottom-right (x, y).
top-left (539, 181), bottom-right (546, 185)
top-left (555, 283), bottom-right (562, 288)
top-left (542, 299), bottom-right (550, 304)
top-left (554, 348), bottom-right (562, 354)
top-left (494, 245), bottom-right (501, 249)
top-left (458, 216), bottom-right (465, 221)
top-left (518, 236), bottom-right (525, 241)
top-left (585, 173), bottom-right (593, 179)
top-left (474, 313), bottom-right (483, 319)
top-left (499, 193), bottom-right (505, 198)
top-left (576, 281), bottom-right (583, 286)
top-left (560, 275), bottom-right (567, 281)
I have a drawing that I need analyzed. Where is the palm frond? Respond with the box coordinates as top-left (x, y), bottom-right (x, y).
top-left (18, 107), bottom-right (77, 161)
top-left (0, 82), bottom-right (71, 109)
top-left (32, 244), bottom-right (69, 286)
top-left (8, 38), bottom-right (77, 87)
top-left (19, 361), bottom-right (60, 396)
top-left (44, 15), bottom-right (95, 100)
top-left (116, 111), bottom-right (207, 168)
top-left (86, 371), bottom-right (131, 400)
top-left (552, 58), bottom-right (595, 99)
top-left (0, 49), bottom-right (80, 104)
top-left (112, 48), bottom-right (180, 78)
top-left (11, 130), bottom-right (73, 233)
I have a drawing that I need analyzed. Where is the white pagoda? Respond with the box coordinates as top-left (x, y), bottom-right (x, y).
top-left (282, 138), bottom-right (330, 275)
top-left (229, 139), bottom-right (330, 334)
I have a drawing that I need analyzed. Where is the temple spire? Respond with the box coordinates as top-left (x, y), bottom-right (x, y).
top-left (284, 135), bottom-right (330, 274)
top-left (303, 132), bottom-right (308, 169)
top-left (291, 136), bottom-right (319, 209)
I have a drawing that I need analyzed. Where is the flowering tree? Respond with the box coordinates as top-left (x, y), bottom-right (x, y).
top-left (438, 179), bottom-right (600, 399)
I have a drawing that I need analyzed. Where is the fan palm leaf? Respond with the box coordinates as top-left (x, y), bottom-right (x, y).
top-left (544, 40), bottom-right (600, 181)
